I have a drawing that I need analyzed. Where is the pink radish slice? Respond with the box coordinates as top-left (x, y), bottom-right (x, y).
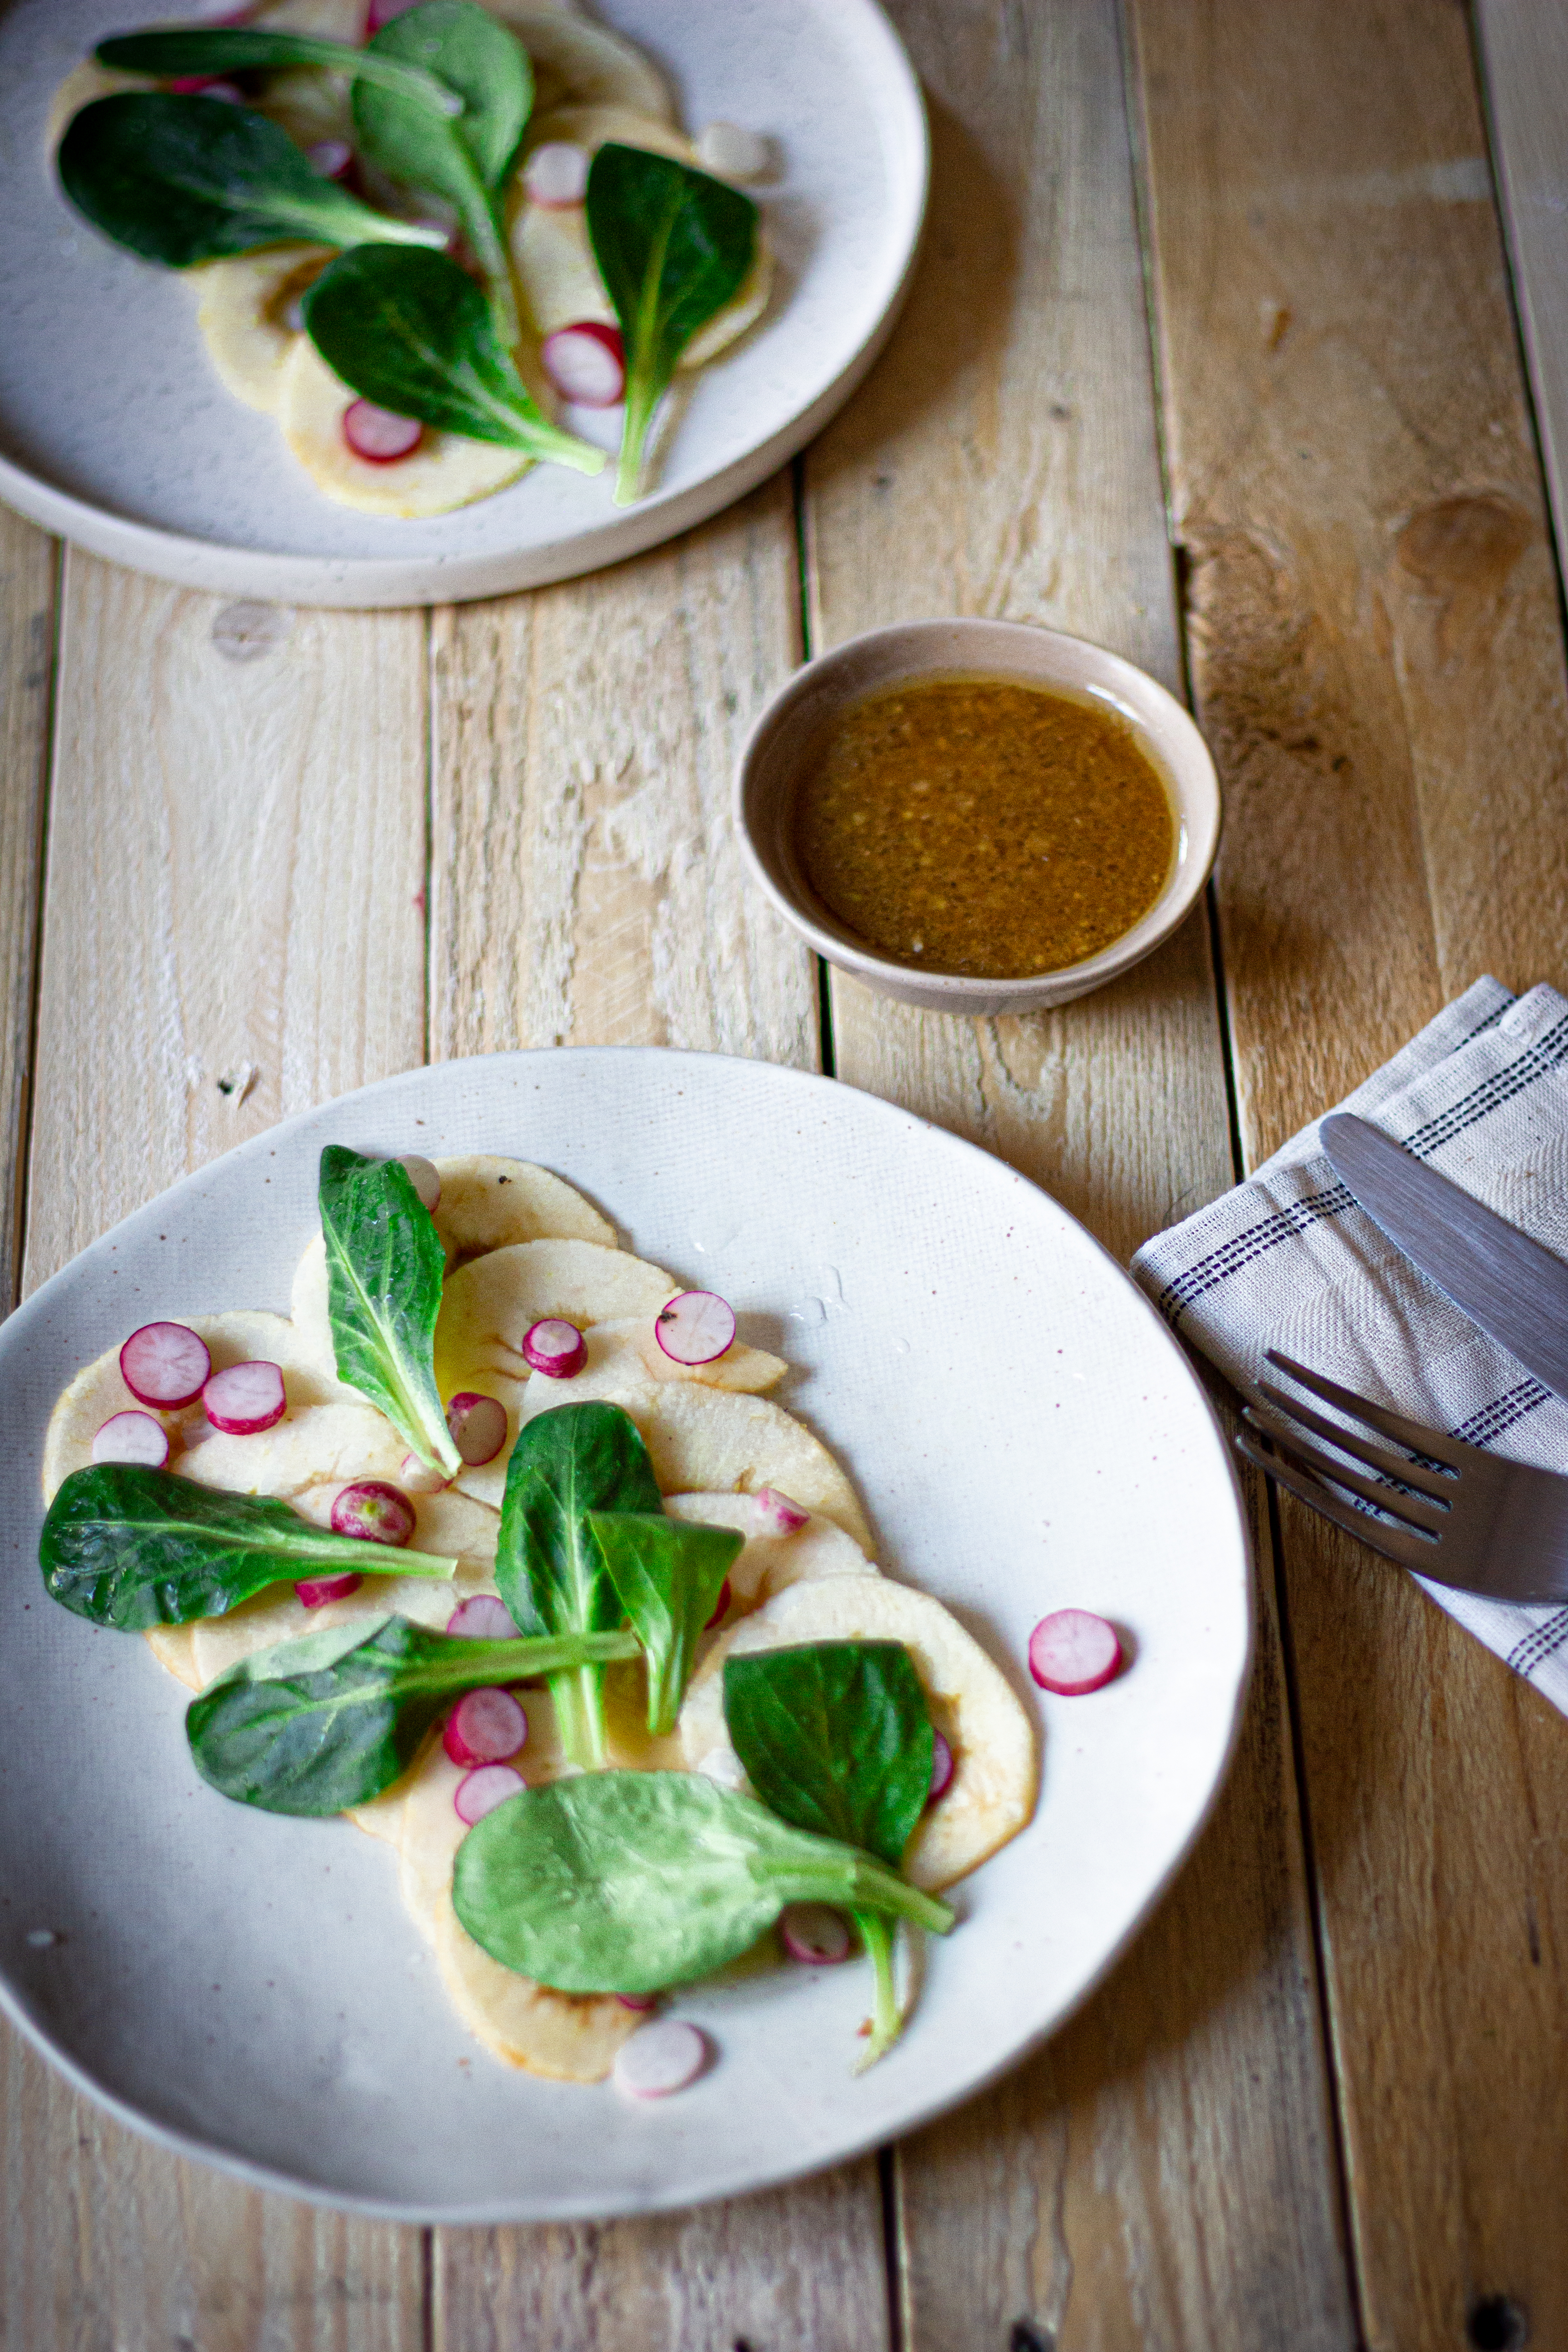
top-left (540, 323), bottom-right (626, 409)
top-left (401, 1452), bottom-right (451, 1496)
top-left (201, 1359), bottom-right (285, 1436)
top-left (617, 1991), bottom-right (659, 2012)
top-left (366, 0), bottom-right (419, 24)
top-left (296, 1571), bottom-right (363, 1608)
top-left (703, 1577), bottom-right (732, 1631)
top-left (524, 141), bottom-right (589, 209)
top-left (446, 1391), bottom-right (507, 1465)
top-left (120, 1322), bottom-right (211, 1409)
top-left (454, 1763), bottom-right (524, 1826)
top-left (522, 1318), bottom-right (586, 1379)
top-left (343, 400), bottom-right (423, 463)
top-left (927, 1729), bottom-right (954, 1804)
top-left (308, 138), bottom-right (353, 179)
top-left (654, 1291), bottom-right (736, 1367)
top-left (1028, 1609), bottom-right (1123, 1696)
top-left (330, 1480), bottom-right (415, 1546)
top-left (447, 1594), bottom-right (519, 1641)
top-left (612, 2019), bottom-right (708, 2099)
top-left (755, 1486), bottom-right (808, 1536)
top-left (444, 1686), bottom-right (527, 1767)
top-left (397, 1152), bottom-right (441, 1210)
top-left (780, 1902), bottom-right (852, 1965)
top-left (92, 1411), bottom-right (169, 1469)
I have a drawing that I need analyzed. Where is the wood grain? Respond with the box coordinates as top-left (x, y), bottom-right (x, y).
top-left (426, 485), bottom-right (887, 2349)
top-left (1475, 0), bottom-right (1568, 578)
top-left (1127, 0), bottom-right (1568, 2342)
top-left (0, 511), bottom-right (54, 1312)
top-left (804, 2), bottom-right (1355, 2347)
top-left (9, 553), bottom-right (429, 2351)
top-left (429, 476), bottom-right (816, 1068)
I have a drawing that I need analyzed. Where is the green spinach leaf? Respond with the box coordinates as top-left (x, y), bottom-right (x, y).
top-left (186, 1612), bottom-right (639, 1815)
top-left (585, 142), bottom-right (758, 504)
top-left (39, 1463), bottom-right (458, 1630)
top-left (353, 0), bottom-right (531, 343)
top-left (96, 27), bottom-right (464, 118)
top-left (303, 247), bottom-right (604, 472)
top-left (588, 1510), bottom-right (740, 1735)
top-left (58, 93), bottom-right (447, 268)
top-left (319, 1144), bottom-right (461, 1476)
top-left (724, 1641), bottom-right (936, 2062)
top-left (723, 1642), bottom-right (934, 1867)
top-left (452, 1768), bottom-right (952, 1994)
top-left (495, 1402), bottom-right (664, 1769)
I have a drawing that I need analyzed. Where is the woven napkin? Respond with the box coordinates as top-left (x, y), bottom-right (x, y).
top-left (1131, 976), bottom-right (1568, 1714)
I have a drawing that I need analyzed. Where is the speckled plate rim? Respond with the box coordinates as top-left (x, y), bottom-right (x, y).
top-left (0, 0), bottom-right (927, 608)
top-left (0, 1049), bottom-right (1253, 2223)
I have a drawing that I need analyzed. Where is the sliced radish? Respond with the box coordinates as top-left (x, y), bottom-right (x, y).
top-left (540, 323), bottom-right (626, 409)
top-left (397, 1152), bottom-right (441, 1211)
top-left (612, 2019), bottom-right (708, 2099)
top-left (780, 1902), bottom-right (852, 1965)
top-left (444, 1686), bottom-right (527, 1767)
top-left (330, 1480), bottom-right (415, 1546)
top-left (307, 137), bottom-right (353, 180)
top-left (447, 1594), bottom-right (519, 1641)
top-left (171, 76), bottom-right (244, 99)
top-left (522, 1318), bottom-right (586, 1379)
top-left (454, 1763), bottom-right (524, 1825)
top-left (654, 1291), bottom-right (735, 1367)
top-left (121, 1322), bottom-right (211, 1409)
top-left (296, 1570), bottom-right (363, 1608)
top-left (401, 1452), bottom-right (451, 1496)
top-left (201, 1359), bottom-right (285, 1436)
top-left (703, 1577), bottom-right (732, 1631)
top-left (617, 1991), bottom-right (659, 2012)
top-left (928, 1729), bottom-right (954, 1804)
top-left (446, 1391), bottom-right (507, 1465)
top-left (524, 141), bottom-right (589, 209)
top-left (92, 1411), bottom-right (170, 1469)
top-left (1028, 1609), bottom-right (1123, 1696)
top-left (343, 399), bottom-right (424, 464)
top-left (366, 0), bottom-right (419, 24)
top-left (755, 1486), bottom-right (808, 1536)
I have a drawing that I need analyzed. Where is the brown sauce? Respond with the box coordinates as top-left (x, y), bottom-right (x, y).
top-left (792, 675), bottom-right (1176, 978)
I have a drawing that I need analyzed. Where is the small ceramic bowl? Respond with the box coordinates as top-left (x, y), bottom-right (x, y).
top-left (734, 617), bottom-right (1221, 1016)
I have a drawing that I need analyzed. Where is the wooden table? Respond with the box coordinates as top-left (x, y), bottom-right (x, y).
top-left (4, 2), bottom-right (1566, 2344)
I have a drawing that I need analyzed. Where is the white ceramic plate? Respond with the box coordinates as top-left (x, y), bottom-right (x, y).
top-left (0, 0), bottom-right (926, 607)
top-left (0, 1051), bottom-right (1251, 2222)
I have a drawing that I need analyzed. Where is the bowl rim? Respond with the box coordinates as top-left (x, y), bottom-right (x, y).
top-left (733, 617), bottom-right (1222, 1004)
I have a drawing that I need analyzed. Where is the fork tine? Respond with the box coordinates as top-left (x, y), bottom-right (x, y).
top-left (1234, 1428), bottom-right (1441, 1570)
top-left (1255, 1380), bottom-right (1455, 1506)
top-left (1264, 1350), bottom-right (1465, 1469)
top-left (1242, 1408), bottom-right (1447, 1537)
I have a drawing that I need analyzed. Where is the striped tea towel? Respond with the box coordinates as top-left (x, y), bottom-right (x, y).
top-left (1131, 975), bottom-right (1568, 1713)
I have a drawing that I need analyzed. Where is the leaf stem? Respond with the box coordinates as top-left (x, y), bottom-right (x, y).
top-left (853, 1911), bottom-right (903, 2068)
top-left (549, 1665), bottom-right (610, 1770)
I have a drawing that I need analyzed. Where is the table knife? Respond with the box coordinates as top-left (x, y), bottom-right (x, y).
top-left (1320, 1110), bottom-right (1568, 1404)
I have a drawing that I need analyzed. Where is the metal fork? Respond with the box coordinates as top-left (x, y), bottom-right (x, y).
top-left (1233, 1350), bottom-right (1568, 1603)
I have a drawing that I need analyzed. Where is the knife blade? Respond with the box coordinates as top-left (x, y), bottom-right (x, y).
top-left (1320, 1110), bottom-right (1568, 1404)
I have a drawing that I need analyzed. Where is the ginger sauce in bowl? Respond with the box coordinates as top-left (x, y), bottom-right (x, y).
top-left (735, 618), bottom-right (1220, 1017)
top-left (791, 675), bottom-right (1175, 980)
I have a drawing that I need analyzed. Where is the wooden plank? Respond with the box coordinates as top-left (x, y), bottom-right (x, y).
top-left (426, 485), bottom-right (889, 2351)
top-left (0, 510), bottom-right (54, 1309)
top-left (1475, 0), bottom-right (1568, 570)
top-left (804, 3), bottom-right (1356, 2347)
top-left (8, 553), bottom-right (429, 2352)
top-left (1127, 0), bottom-right (1568, 2343)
